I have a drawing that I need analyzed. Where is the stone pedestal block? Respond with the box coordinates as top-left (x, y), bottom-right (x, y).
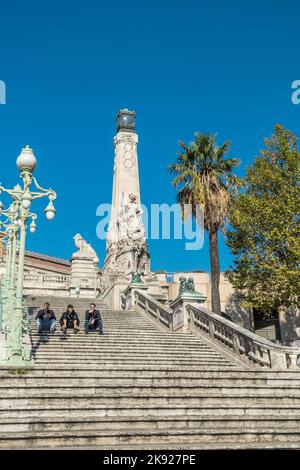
top-left (69, 234), bottom-right (99, 298)
top-left (170, 291), bottom-right (207, 333)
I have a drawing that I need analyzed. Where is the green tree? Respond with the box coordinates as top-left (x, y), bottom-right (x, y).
top-left (226, 124), bottom-right (300, 317)
top-left (169, 132), bottom-right (240, 314)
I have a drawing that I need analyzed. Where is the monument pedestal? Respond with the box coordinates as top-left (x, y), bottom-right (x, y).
top-left (170, 277), bottom-right (207, 332)
top-left (122, 273), bottom-right (149, 310)
top-left (69, 234), bottom-right (99, 298)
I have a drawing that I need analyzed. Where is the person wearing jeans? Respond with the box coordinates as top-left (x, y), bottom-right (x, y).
top-left (84, 303), bottom-right (103, 335)
top-left (36, 302), bottom-right (56, 334)
top-left (59, 305), bottom-right (80, 335)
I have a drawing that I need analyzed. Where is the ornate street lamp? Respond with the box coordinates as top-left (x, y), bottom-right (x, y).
top-left (0, 203), bottom-right (20, 294)
top-left (0, 145), bottom-right (57, 366)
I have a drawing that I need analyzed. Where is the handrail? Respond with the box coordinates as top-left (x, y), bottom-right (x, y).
top-left (186, 303), bottom-right (300, 370)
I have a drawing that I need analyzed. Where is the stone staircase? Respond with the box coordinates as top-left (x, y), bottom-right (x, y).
top-left (0, 295), bottom-right (300, 449)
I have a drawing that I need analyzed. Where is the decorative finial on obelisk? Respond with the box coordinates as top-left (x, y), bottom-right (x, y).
top-left (116, 109), bottom-right (136, 133)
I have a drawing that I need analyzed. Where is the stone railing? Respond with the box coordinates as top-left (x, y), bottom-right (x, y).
top-left (187, 303), bottom-right (300, 370)
top-left (133, 289), bottom-right (173, 331)
top-left (23, 273), bottom-right (69, 288)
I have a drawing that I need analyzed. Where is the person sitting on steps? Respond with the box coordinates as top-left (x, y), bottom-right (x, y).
top-left (36, 302), bottom-right (56, 334)
top-left (59, 304), bottom-right (80, 335)
top-left (84, 303), bottom-right (103, 335)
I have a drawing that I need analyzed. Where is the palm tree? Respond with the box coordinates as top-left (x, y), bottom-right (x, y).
top-left (169, 132), bottom-right (240, 314)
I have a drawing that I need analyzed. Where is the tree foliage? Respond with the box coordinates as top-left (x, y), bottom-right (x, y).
top-left (226, 124), bottom-right (300, 317)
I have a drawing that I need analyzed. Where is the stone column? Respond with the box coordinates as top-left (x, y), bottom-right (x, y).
top-left (103, 109), bottom-right (150, 286)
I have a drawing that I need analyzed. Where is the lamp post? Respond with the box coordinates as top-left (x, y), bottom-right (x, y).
top-left (0, 203), bottom-right (20, 305)
top-left (0, 145), bottom-right (57, 366)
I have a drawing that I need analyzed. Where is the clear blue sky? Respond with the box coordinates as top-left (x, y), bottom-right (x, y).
top-left (0, 0), bottom-right (299, 273)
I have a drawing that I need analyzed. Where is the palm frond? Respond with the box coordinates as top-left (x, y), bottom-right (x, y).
top-left (169, 131), bottom-right (240, 231)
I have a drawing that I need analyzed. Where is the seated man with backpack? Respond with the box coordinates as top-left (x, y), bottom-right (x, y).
top-left (36, 302), bottom-right (56, 334)
top-left (59, 304), bottom-right (80, 335)
top-left (84, 303), bottom-right (103, 335)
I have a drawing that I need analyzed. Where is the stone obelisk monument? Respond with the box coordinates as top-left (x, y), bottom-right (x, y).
top-left (103, 109), bottom-right (150, 284)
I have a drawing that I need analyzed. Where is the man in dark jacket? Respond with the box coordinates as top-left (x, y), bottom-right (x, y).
top-left (59, 305), bottom-right (80, 335)
top-left (84, 303), bottom-right (103, 335)
top-left (36, 303), bottom-right (56, 334)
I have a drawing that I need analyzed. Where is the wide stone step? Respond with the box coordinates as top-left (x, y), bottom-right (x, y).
top-left (1, 367), bottom-right (246, 379)
top-left (1, 415), bottom-right (300, 433)
top-left (2, 374), bottom-right (300, 386)
top-left (32, 351), bottom-right (224, 358)
top-left (29, 336), bottom-right (214, 345)
top-left (30, 347), bottom-right (220, 355)
top-left (30, 342), bottom-right (216, 350)
top-left (29, 335), bottom-right (209, 344)
top-left (33, 360), bottom-right (234, 367)
top-left (28, 442), bottom-right (300, 450)
top-left (1, 376), bottom-right (300, 387)
top-left (1, 405), bottom-right (299, 419)
top-left (30, 330), bottom-right (176, 337)
top-left (31, 327), bottom-right (159, 333)
top-left (2, 366), bottom-right (298, 374)
top-left (1, 385), bottom-right (300, 398)
top-left (0, 428), bottom-right (300, 449)
top-left (0, 396), bottom-right (298, 408)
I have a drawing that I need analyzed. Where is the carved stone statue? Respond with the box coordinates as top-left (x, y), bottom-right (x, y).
top-left (70, 234), bottom-right (100, 296)
top-left (117, 192), bottom-right (145, 241)
top-left (72, 233), bottom-right (97, 260)
top-left (179, 276), bottom-right (196, 295)
top-left (179, 276), bottom-right (187, 295)
top-left (131, 271), bottom-right (144, 285)
top-left (186, 277), bottom-right (196, 292)
top-left (126, 193), bottom-right (145, 239)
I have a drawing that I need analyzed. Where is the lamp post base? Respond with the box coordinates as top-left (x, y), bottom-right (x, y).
top-left (0, 359), bottom-right (33, 368)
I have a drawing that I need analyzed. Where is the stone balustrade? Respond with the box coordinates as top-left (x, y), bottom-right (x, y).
top-left (186, 303), bottom-right (300, 370)
top-left (23, 272), bottom-right (70, 287)
top-left (126, 288), bottom-right (300, 370)
top-left (133, 289), bottom-right (173, 331)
